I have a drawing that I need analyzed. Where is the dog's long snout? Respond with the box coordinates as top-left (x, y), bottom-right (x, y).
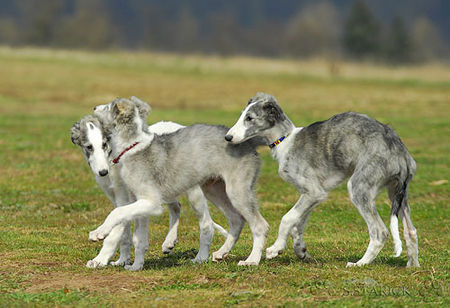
top-left (99, 169), bottom-right (108, 177)
top-left (225, 135), bottom-right (233, 142)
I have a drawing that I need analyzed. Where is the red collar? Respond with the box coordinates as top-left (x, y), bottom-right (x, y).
top-left (112, 142), bottom-right (139, 164)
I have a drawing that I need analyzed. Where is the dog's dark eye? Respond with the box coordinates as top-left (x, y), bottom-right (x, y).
top-left (245, 115), bottom-right (253, 122)
top-left (102, 143), bottom-right (107, 150)
top-left (86, 145), bottom-right (93, 151)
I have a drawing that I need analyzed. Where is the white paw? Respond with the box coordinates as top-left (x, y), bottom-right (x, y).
top-left (346, 261), bottom-right (364, 268)
top-left (393, 246), bottom-right (402, 258)
top-left (110, 258), bottom-right (132, 267)
top-left (238, 260), bottom-right (259, 266)
top-left (124, 263), bottom-right (144, 271)
top-left (161, 239), bottom-right (178, 254)
top-left (86, 259), bottom-right (107, 268)
top-left (89, 228), bottom-right (107, 242)
top-left (212, 251), bottom-right (228, 262)
top-left (266, 246), bottom-right (282, 259)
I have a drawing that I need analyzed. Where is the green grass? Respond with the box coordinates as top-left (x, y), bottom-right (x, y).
top-left (0, 47), bottom-right (449, 306)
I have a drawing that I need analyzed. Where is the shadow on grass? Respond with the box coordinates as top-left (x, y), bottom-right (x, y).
top-left (142, 249), bottom-right (198, 270)
top-left (262, 254), bottom-right (330, 268)
top-left (336, 254), bottom-right (406, 268)
top-left (265, 252), bottom-right (407, 268)
top-left (138, 249), bottom-right (406, 271)
top-left (142, 250), bottom-right (283, 270)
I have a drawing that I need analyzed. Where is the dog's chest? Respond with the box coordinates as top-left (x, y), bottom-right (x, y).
top-left (274, 128), bottom-right (305, 184)
top-left (278, 158), bottom-right (298, 184)
top-left (275, 143), bottom-right (301, 184)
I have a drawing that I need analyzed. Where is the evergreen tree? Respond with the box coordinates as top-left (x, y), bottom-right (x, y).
top-left (19, 0), bottom-right (63, 46)
top-left (384, 16), bottom-right (414, 63)
top-left (343, 0), bottom-right (380, 59)
top-left (284, 2), bottom-right (341, 57)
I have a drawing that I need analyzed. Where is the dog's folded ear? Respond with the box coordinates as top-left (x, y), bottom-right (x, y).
top-left (248, 92), bottom-right (265, 105)
top-left (249, 92), bottom-right (278, 105)
top-left (71, 121), bottom-right (81, 145)
top-left (255, 91), bottom-right (267, 98)
top-left (113, 99), bottom-right (134, 116)
top-left (263, 101), bottom-right (284, 125)
top-left (130, 96), bottom-right (152, 119)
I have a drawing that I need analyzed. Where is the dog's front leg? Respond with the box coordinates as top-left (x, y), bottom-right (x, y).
top-left (109, 221), bottom-right (132, 266)
top-left (86, 223), bottom-right (127, 268)
top-left (90, 175), bottom-right (131, 267)
top-left (266, 192), bottom-right (325, 259)
top-left (89, 199), bottom-right (163, 242)
top-left (109, 168), bottom-right (134, 266)
top-left (124, 217), bottom-right (149, 271)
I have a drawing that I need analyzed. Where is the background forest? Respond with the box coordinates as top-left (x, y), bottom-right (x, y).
top-left (0, 0), bottom-right (448, 62)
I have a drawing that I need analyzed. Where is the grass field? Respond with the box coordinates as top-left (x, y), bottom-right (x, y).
top-left (0, 46), bottom-right (448, 306)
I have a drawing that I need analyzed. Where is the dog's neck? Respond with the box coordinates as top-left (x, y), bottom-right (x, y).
top-left (265, 116), bottom-right (295, 147)
top-left (110, 122), bottom-right (154, 163)
top-left (265, 116), bottom-right (297, 162)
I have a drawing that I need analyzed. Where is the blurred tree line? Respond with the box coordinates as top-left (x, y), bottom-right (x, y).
top-left (0, 0), bottom-right (448, 62)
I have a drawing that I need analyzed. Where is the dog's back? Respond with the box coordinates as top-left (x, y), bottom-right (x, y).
top-left (125, 124), bottom-right (260, 200)
top-left (291, 112), bottom-right (415, 177)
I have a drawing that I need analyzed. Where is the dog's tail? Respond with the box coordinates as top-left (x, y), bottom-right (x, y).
top-left (390, 157), bottom-right (416, 257)
top-left (213, 222), bottom-right (228, 238)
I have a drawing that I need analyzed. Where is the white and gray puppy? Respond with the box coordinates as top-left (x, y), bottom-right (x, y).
top-left (226, 92), bottom-right (419, 268)
top-left (71, 101), bottom-right (227, 270)
top-left (89, 97), bottom-right (268, 266)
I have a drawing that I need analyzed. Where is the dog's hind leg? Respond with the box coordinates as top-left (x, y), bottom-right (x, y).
top-left (124, 217), bottom-right (149, 271)
top-left (387, 182), bottom-right (403, 257)
top-left (186, 187), bottom-right (214, 263)
top-left (202, 180), bottom-right (245, 262)
top-left (346, 173), bottom-right (389, 267)
top-left (267, 190), bottom-right (326, 260)
top-left (162, 201), bottom-right (181, 254)
top-left (400, 204), bottom-right (420, 267)
top-left (225, 183), bottom-right (269, 266)
top-left (389, 176), bottom-right (419, 267)
top-left (290, 206), bottom-right (316, 260)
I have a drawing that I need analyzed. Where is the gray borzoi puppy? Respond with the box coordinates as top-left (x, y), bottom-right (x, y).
top-left (225, 92), bottom-right (419, 267)
top-left (71, 105), bottom-right (227, 270)
top-left (89, 97), bottom-right (268, 266)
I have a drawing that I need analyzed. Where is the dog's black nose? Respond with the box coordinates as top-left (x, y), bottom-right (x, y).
top-left (93, 106), bottom-right (97, 111)
top-left (224, 135), bottom-right (233, 142)
top-left (99, 169), bottom-right (108, 177)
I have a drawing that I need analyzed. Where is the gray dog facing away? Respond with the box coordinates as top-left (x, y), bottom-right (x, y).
top-left (89, 97), bottom-right (268, 266)
top-left (225, 92), bottom-right (419, 267)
